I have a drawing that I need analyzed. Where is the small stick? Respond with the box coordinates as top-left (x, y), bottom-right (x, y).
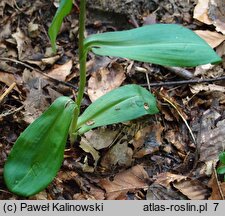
top-left (0, 82), bottom-right (17, 103)
top-left (164, 66), bottom-right (194, 79)
top-left (141, 76), bottom-right (225, 87)
top-left (0, 57), bottom-right (78, 90)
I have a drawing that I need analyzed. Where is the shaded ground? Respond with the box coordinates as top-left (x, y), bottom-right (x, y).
top-left (0, 0), bottom-right (225, 200)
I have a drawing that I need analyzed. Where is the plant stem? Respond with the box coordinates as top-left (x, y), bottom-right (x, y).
top-left (70, 0), bottom-right (87, 144)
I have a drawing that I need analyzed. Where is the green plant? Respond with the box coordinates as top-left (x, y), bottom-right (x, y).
top-left (4, 0), bottom-right (221, 197)
top-left (217, 151), bottom-right (225, 181)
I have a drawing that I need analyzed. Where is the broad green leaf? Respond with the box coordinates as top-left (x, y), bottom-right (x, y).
top-left (219, 151), bottom-right (225, 164)
top-left (84, 24), bottom-right (222, 67)
top-left (4, 96), bottom-right (76, 197)
top-left (48, 0), bottom-right (73, 52)
top-left (217, 165), bottom-right (225, 175)
top-left (77, 84), bottom-right (159, 135)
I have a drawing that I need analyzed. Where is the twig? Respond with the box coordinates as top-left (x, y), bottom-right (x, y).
top-left (0, 105), bottom-right (24, 119)
top-left (213, 164), bottom-right (224, 200)
top-left (161, 95), bottom-right (196, 144)
top-left (0, 82), bottom-right (17, 103)
top-left (141, 76), bottom-right (225, 87)
top-left (0, 57), bottom-right (78, 90)
top-left (129, 14), bottom-right (139, 28)
top-left (164, 66), bottom-right (194, 79)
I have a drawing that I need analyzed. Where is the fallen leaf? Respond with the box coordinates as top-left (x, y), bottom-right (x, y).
top-left (0, 0), bottom-right (15, 16)
top-left (84, 128), bottom-right (118, 150)
top-left (88, 62), bottom-right (126, 102)
top-left (190, 84), bottom-right (225, 94)
top-left (155, 172), bottom-right (187, 187)
top-left (195, 30), bottom-right (225, 48)
top-left (99, 165), bottom-right (148, 200)
top-left (48, 60), bottom-right (73, 81)
top-left (193, 0), bottom-right (213, 25)
top-left (133, 124), bottom-right (163, 158)
top-left (28, 21), bottom-right (39, 38)
top-left (147, 182), bottom-right (187, 200)
top-left (208, 0), bottom-right (225, 34)
top-left (208, 170), bottom-right (225, 200)
top-left (198, 109), bottom-right (225, 162)
top-left (23, 77), bottom-right (50, 124)
top-left (12, 28), bottom-right (33, 60)
top-left (0, 71), bottom-right (19, 92)
top-left (100, 140), bottom-right (133, 169)
top-left (173, 178), bottom-right (211, 200)
top-left (164, 129), bottom-right (187, 154)
top-left (79, 137), bottom-right (100, 167)
top-left (0, 20), bottom-right (11, 39)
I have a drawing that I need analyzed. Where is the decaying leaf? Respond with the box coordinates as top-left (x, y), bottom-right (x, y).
top-left (208, 171), bottom-right (225, 200)
top-left (193, 0), bottom-right (213, 25)
top-left (84, 128), bottom-right (118, 150)
top-left (147, 182), bottom-right (187, 200)
top-left (48, 60), bottom-right (73, 81)
top-left (194, 0), bottom-right (225, 34)
top-left (100, 140), bottom-right (133, 169)
top-left (99, 165), bottom-right (148, 200)
top-left (79, 137), bottom-right (100, 168)
top-left (133, 124), bottom-right (163, 158)
top-left (173, 178), bottom-right (211, 200)
top-left (208, 0), bottom-right (225, 34)
top-left (190, 84), bottom-right (225, 94)
top-left (195, 30), bottom-right (225, 48)
top-left (12, 28), bottom-right (33, 60)
top-left (23, 78), bottom-right (51, 124)
top-left (164, 129), bottom-right (187, 155)
top-left (198, 110), bottom-right (225, 162)
top-left (155, 172), bottom-right (210, 199)
top-left (88, 62), bottom-right (125, 102)
top-left (0, 72), bottom-right (20, 92)
top-left (155, 172), bottom-right (187, 187)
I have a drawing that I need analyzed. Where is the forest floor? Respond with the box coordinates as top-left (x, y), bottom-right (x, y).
top-left (0, 0), bottom-right (225, 200)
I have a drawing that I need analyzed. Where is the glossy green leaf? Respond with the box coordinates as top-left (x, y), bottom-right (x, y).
top-left (4, 96), bottom-right (76, 197)
top-left (48, 0), bottom-right (73, 52)
top-left (219, 151), bottom-right (225, 164)
top-left (217, 165), bottom-right (225, 175)
top-left (84, 24), bottom-right (222, 67)
top-left (77, 84), bottom-right (159, 135)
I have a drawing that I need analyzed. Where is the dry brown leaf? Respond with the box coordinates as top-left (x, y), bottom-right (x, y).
top-left (0, 71), bottom-right (19, 92)
top-left (48, 60), bottom-right (72, 81)
top-left (100, 140), bottom-right (133, 169)
top-left (173, 178), bottom-right (210, 200)
top-left (133, 124), bottom-right (163, 158)
top-left (0, 0), bottom-right (15, 16)
top-left (88, 62), bottom-right (125, 102)
top-left (208, 171), bottom-right (225, 200)
top-left (164, 129), bottom-right (187, 154)
top-left (99, 165), bottom-right (148, 200)
top-left (12, 28), bottom-right (33, 60)
top-left (155, 172), bottom-right (187, 187)
top-left (195, 30), bottom-right (225, 48)
top-left (28, 21), bottom-right (39, 38)
top-left (199, 110), bottom-right (225, 162)
top-left (84, 128), bottom-right (118, 150)
top-left (147, 183), bottom-right (187, 200)
top-left (193, 0), bottom-right (213, 25)
top-left (23, 78), bottom-right (50, 124)
top-left (208, 0), bottom-right (225, 34)
top-left (190, 84), bottom-right (225, 94)
top-left (0, 20), bottom-right (11, 39)
top-left (79, 137), bottom-right (100, 167)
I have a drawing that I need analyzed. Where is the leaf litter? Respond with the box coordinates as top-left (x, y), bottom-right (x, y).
top-left (0, 0), bottom-right (225, 200)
